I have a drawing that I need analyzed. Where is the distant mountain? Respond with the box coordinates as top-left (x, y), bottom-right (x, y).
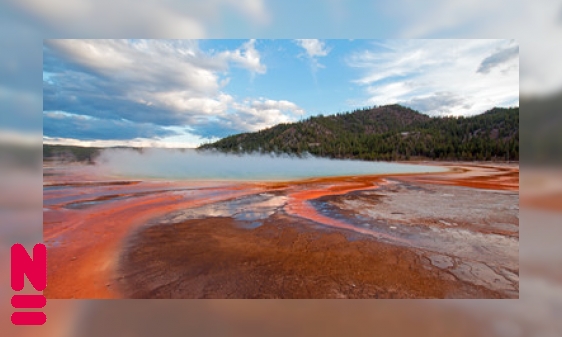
top-left (43, 144), bottom-right (102, 163)
top-left (43, 144), bottom-right (141, 163)
top-left (199, 104), bottom-right (519, 161)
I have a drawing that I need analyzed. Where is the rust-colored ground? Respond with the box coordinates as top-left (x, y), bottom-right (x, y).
top-left (44, 171), bottom-right (259, 298)
top-left (43, 162), bottom-right (518, 299)
top-left (117, 215), bottom-right (499, 299)
top-left (394, 162), bottom-right (519, 191)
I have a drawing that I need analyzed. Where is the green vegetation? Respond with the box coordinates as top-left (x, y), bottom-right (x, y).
top-left (199, 104), bottom-right (519, 161)
top-left (43, 144), bottom-right (103, 163)
top-left (43, 145), bottom-right (150, 163)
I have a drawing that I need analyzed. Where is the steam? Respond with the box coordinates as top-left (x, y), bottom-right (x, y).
top-left (94, 148), bottom-right (445, 181)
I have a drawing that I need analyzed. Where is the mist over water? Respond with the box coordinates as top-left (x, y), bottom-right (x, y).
top-left (94, 148), bottom-right (446, 181)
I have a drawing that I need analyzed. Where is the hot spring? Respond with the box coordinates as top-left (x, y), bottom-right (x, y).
top-left (94, 148), bottom-right (447, 181)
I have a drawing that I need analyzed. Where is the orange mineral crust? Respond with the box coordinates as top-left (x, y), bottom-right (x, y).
top-left (394, 162), bottom-right (519, 191)
top-left (117, 216), bottom-right (500, 299)
top-left (44, 179), bottom-right (261, 298)
top-left (283, 180), bottom-right (412, 244)
top-left (43, 163), bottom-right (518, 299)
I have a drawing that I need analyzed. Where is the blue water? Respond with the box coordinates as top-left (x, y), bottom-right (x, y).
top-left (96, 148), bottom-right (447, 181)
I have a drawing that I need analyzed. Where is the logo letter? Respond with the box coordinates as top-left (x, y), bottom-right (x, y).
top-left (11, 243), bottom-right (47, 326)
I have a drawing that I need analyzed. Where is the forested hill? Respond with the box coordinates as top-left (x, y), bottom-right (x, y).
top-left (199, 104), bottom-right (519, 161)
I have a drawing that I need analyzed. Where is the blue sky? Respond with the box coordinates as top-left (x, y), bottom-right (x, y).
top-left (43, 39), bottom-right (519, 147)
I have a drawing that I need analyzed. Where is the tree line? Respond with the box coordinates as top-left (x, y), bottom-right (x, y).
top-left (199, 104), bottom-right (519, 161)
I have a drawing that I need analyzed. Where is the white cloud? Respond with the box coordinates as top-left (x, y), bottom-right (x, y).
top-left (43, 39), bottom-right (284, 145)
top-left (68, 97), bottom-right (308, 144)
top-left (249, 99), bottom-right (305, 115)
top-left (347, 39), bottom-right (519, 116)
top-left (43, 136), bottom-right (201, 148)
top-left (44, 39), bottom-right (267, 124)
top-left (149, 92), bottom-right (234, 115)
top-left (229, 98), bottom-right (305, 132)
top-left (46, 39), bottom-right (266, 96)
top-left (294, 39), bottom-right (330, 58)
top-left (217, 39), bottom-right (267, 74)
top-left (46, 39), bottom-right (222, 95)
top-left (477, 45), bottom-right (519, 74)
top-left (294, 39), bottom-right (330, 75)
top-left (376, 0), bottom-right (562, 96)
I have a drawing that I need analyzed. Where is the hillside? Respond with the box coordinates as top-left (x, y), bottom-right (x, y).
top-left (199, 104), bottom-right (519, 161)
top-left (43, 144), bottom-right (102, 163)
top-left (43, 145), bottom-right (143, 163)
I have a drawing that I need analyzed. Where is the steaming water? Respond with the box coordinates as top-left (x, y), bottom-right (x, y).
top-left (95, 148), bottom-right (447, 181)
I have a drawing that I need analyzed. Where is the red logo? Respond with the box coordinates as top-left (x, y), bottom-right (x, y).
top-left (11, 243), bottom-right (47, 325)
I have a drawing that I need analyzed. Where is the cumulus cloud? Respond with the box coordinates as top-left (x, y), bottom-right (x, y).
top-left (294, 39), bottom-right (330, 75)
top-left (149, 92), bottom-right (234, 116)
top-left (43, 39), bottom-right (291, 144)
top-left (217, 39), bottom-right (266, 74)
top-left (192, 98), bottom-right (305, 138)
top-left (44, 39), bottom-right (265, 99)
top-left (43, 111), bottom-right (178, 140)
top-left (295, 39), bottom-right (330, 58)
top-left (347, 39), bottom-right (519, 116)
top-left (232, 98), bottom-right (304, 128)
top-left (404, 92), bottom-right (472, 116)
top-left (42, 136), bottom-right (192, 148)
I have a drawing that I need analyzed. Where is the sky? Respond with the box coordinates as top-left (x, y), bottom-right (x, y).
top-left (43, 39), bottom-right (519, 148)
